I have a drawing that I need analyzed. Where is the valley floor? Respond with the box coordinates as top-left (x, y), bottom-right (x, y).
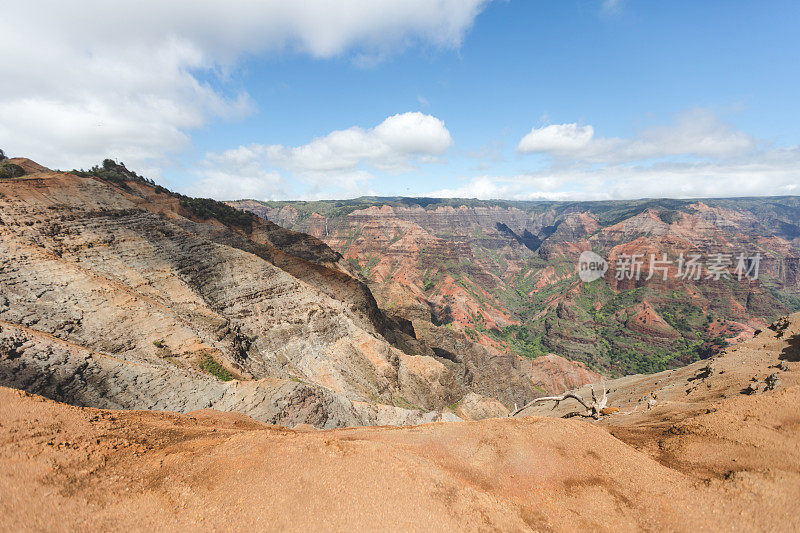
top-left (2, 316), bottom-right (800, 531)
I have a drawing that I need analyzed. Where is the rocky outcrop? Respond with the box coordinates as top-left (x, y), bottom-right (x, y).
top-left (0, 321), bottom-right (456, 428)
top-left (624, 301), bottom-right (682, 339)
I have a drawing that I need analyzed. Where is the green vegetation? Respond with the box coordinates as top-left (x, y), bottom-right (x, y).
top-left (346, 256), bottom-right (362, 273)
top-left (199, 353), bottom-right (234, 381)
top-left (697, 336), bottom-right (729, 358)
top-left (490, 325), bottom-right (549, 359)
top-left (152, 339), bottom-right (165, 348)
top-left (660, 299), bottom-right (705, 333)
top-left (341, 226), bottom-right (363, 249)
top-left (768, 316), bottom-right (790, 337)
top-left (178, 196), bottom-right (255, 230)
top-left (72, 159), bottom-right (149, 187)
top-left (392, 396), bottom-right (424, 410)
top-left (658, 209), bottom-right (681, 224)
top-left (422, 268), bottom-right (442, 293)
top-left (344, 255), bottom-right (378, 279)
top-left (359, 255), bottom-right (379, 278)
top-left (489, 272), bottom-right (756, 376)
top-left (389, 229), bottom-right (404, 244)
top-left (0, 162), bottom-right (25, 179)
top-left (463, 327), bottom-right (478, 341)
top-left (764, 287), bottom-right (800, 317)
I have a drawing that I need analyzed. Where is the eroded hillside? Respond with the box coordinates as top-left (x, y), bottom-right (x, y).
top-left (0, 159), bottom-right (555, 426)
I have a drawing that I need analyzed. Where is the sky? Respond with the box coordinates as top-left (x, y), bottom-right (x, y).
top-left (1, 0), bottom-right (799, 201)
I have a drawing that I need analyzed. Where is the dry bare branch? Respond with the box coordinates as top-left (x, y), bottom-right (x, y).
top-left (510, 383), bottom-right (608, 419)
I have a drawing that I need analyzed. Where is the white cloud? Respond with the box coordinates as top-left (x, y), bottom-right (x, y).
top-left (517, 123), bottom-right (595, 154)
top-left (0, 1), bottom-right (488, 171)
top-left (443, 109), bottom-right (797, 201)
top-left (197, 107), bottom-right (797, 202)
top-left (374, 112), bottom-right (453, 154)
top-left (626, 109), bottom-right (755, 159)
top-left (430, 146), bottom-right (800, 201)
top-left (191, 112), bottom-right (451, 199)
top-left (265, 112), bottom-right (452, 175)
top-left (189, 145), bottom-right (286, 201)
top-left (516, 109), bottom-right (756, 163)
top-left (429, 175), bottom-right (569, 200)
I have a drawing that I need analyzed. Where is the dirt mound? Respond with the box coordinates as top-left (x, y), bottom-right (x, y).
top-left (2, 314), bottom-right (799, 530)
top-left (0, 387), bottom-right (738, 531)
top-left (5, 157), bottom-right (51, 174)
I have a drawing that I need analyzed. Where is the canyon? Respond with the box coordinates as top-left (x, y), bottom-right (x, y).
top-left (232, 195), bottom-right (800, 376)
top-left (0, 159), bottom-right (577, 428)
top-left (2, 158), bottom-right (800, 530)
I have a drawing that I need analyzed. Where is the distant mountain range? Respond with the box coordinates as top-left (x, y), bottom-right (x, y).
top-left (230, 195), bottom-right (800, 376)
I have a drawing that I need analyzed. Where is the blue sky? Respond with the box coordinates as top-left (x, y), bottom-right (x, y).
top-left (3, 1), bottom-right (799, 200)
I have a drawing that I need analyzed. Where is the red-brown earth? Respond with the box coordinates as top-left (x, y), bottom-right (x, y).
top-left (2, 313), bottom-right (798, 531)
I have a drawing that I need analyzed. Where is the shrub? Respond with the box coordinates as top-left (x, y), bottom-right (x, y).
top-left (0, 148), bottom-right (6, 162)
top-left (0, 163), bottom-right (25, 179)
top-left (72, 159), bottom-right (153, 188)
top-left (199, 352), bottom-right (234, 381)
top-left (434, 304), bottom-right (454, 326)
top-left (422, 277), bottom-right (436, 292)
top-left (658, 209), bottom-right (681, 224)
top-left (178, 196), bottom-right (255, 230)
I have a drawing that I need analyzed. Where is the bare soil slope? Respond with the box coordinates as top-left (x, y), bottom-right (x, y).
top-left (2, 315), bottom-right (799, 531)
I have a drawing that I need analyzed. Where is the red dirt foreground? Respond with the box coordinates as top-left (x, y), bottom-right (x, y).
top-left (3, 315), bottom-right (800, 531)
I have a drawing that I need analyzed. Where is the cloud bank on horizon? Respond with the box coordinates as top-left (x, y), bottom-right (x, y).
top-left (1, 1), bottom-right (798, 201)
top-left (437, 109), bottom-right (798, 201)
